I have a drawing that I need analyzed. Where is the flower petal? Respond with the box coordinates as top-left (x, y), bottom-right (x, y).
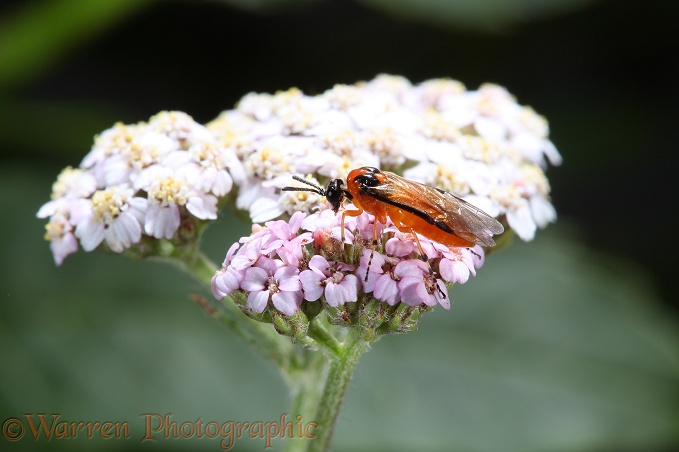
top-left (272, 291), bottom-right (302, 315)
top-left (247, 290), bottom-right (270, 313)
top-left (241, 267), bottom-right (268, 291)
top-left (300, 270), bottom-right (324, 301)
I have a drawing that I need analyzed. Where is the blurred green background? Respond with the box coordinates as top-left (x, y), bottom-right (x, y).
top-left (1, 0), bottom-right (677, 450)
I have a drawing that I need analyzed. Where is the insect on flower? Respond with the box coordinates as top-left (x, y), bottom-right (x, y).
top-left (282, 167), bottom-right (504, 283)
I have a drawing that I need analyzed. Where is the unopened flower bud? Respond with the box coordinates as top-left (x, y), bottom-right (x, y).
top-left (272, 311), bottom-right (309, 341)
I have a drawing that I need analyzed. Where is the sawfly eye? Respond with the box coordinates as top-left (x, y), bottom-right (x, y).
top-left (324, 179), bottom-right (346, 212)
top-left (355, 174), bottom-right (380, 188)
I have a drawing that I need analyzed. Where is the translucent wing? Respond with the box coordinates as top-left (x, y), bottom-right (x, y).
top-left (364, 172), bottom-right (504, 247)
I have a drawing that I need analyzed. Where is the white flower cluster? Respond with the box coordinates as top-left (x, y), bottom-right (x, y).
top-left (39, 75), bottom-right (560, 265)
top-left (209, 74), bottom-right (561, 239)
top-left (38, 112), bottom-right (244, 264)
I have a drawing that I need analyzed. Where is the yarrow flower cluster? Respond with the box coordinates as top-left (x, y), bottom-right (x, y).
top-left (38, 112), bottom-right (245, 264)
top-left (39, 75), bottom-right (559, 326)
top-left (208, 74), bottom-right (560, 240)
top-left (211, 209), bottom-right (486, 337)
top-left (38, 75), bottom-right (562, 449)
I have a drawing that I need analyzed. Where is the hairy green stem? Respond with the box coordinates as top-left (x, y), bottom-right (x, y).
top-left (307, 318), bottom-right (342, 358)
top-left (283, 351), bottom-right (329, 452)
top-left (309, 330), bottom-right (371, 452)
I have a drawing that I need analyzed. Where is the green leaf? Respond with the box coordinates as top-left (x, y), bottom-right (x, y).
top-left (0, 0), bottom-right (157, 93)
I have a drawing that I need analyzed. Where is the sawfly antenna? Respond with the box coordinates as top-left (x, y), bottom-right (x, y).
top-left (282, 176), bottom-right (326, 196)
top-left (282, 176), bottom-right (346, 212)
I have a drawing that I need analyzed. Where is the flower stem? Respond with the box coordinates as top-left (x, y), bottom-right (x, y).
top-left (307, 330), bottom-right (371, 452)
top-left (283, 351), bottom-right (329, 452)
top-left (307, 317), bottom-right (342, 358)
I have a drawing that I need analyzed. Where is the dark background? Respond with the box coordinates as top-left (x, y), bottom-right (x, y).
top-left (1, 0), bottom-right (677, 450)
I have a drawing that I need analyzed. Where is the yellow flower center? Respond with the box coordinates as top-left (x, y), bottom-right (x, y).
top-left (149, 177), bottom-right (188, 206)
top-left (91, 189), bottom-right (127, 223)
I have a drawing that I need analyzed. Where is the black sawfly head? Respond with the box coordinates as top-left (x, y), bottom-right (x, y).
top-left (282, 175), bottom-right (349, 212)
